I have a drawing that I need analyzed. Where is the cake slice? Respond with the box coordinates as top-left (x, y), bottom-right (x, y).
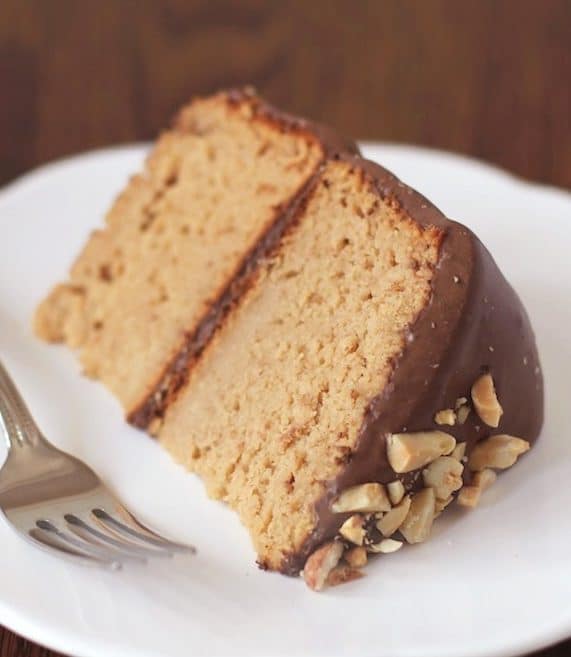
top-left (35, 89), bottom-right (355, 421)
top-left (156, 154), bottom-right (543, 582)
top-left (35, 91), bottom-right (543, 589)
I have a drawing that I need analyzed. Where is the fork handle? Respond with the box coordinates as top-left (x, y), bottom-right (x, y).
top-left (0, 359), bottom-right (43, 449)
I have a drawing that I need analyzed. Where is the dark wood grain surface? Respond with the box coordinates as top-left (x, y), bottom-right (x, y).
top-left (0, 1), bottom-right (569, 656)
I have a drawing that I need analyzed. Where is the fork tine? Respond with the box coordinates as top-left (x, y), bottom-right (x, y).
top-left (64, 515), bottom-right (148, 563)
top-left (119, 507), bottom-right (196, 550)
top-left (29, 528), bottom-right (120, 569)
top-left (35, 519), bottom-right (128, 567)
top-left (64, 514), bottom-right (171, 560)
top-left (118, 506), bottom-right (197, 553)
top-left (92, 508), bottom-right (196, 554)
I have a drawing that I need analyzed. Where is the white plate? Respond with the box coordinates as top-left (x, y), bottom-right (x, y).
top-left (0, 143), bottom-right (570, 657)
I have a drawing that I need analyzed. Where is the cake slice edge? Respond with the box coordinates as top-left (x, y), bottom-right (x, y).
top-left (282, 155), bottom-right (544, 577)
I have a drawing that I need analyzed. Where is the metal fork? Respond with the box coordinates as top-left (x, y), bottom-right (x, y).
top-left (0, 359), bottom-right (195, 568)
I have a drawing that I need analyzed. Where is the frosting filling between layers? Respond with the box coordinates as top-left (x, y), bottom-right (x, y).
top-left (128, 173), bottom-right (322, 429)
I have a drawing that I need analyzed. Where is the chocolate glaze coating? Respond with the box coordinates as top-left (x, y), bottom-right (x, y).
top-left (128, 172), bottom-right (322, 429)
top-left (280, 155), bottom-right (544, 574)
top-left (225, 87), bottom-right (359, 158)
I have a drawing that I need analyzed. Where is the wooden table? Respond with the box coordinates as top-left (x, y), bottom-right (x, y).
top-left (0, 1), bottom-right (569, 655)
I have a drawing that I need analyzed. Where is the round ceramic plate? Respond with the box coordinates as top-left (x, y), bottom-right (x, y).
top-left (0, 143), bottom-right (569, 657)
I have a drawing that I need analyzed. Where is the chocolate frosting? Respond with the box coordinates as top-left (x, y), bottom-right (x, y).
top-left (280, 155), bottom-right (544, 574)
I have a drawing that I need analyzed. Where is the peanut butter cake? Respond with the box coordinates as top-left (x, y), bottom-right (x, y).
top-left (35, 89), bottom-right (543, 590)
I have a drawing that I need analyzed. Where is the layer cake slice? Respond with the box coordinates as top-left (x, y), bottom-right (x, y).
top-left (35, 90), bottom-right (543, 589)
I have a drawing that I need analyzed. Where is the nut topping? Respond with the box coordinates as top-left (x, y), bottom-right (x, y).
top-left (469, 434), bottom-right (530, 471)
top-left (471, 374), bottom-right (503, 428)
top-left (303, 541), bottom-right (344, 591)
top-left (454, 397), bottom-right (471, 424)
top-left (344, 546), bottom-right (368, 568)
top-left (339, 514), bottom-right (366, 545)
top-left (331, 482), bottom-right (391, 513)
top-left (456, 405), bottom-right (471, 425)
top-left (434, 409), bottom-right (456, 426)
top-left (326, 564), bottom-right (364, 587)
top-left (473, 468), bottom-right (497, 490)
top-left (387, 480), bottom-right (405, 505)
top-left (435, 495), bottom-right (453, 514)
top-left (457, 467), bottom-right (497, 508)
top-left (451, 442), bottom-right (467, 461)
top-left (387, 431), bottom-right (456, 473)
top-left (423, 456), bottom-right (464, 500)
top-left (400, 487), bottom-right (436, 544)
top-left (368, 538), bottom-right (403, 554)
top-left (376, 496), bottom-right (411, 537)
top-left (456, 486), bottom-right (481, 508)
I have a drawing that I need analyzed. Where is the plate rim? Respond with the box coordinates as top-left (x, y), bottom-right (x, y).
top-left (0, 142), bottom-right (569, 657)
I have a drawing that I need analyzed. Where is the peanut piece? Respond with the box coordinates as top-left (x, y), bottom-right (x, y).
top-left (469, 434), bottom-right (530, 471)
top-left (434, 409), bottom-right (456, 426)
top-left (423, 456), bottom-right (464, 500)
top-left (457, 468), bottom-right (497, 508)
top-left (471, 374), bottom-right (503, 428)
top-left (368, 538), bottom-right (403, 554)
top-left (387, 480), bottom-right (405, 505)
top-left (387, 431), bottom-right (456, 473)
top-left (303, 541), bottom-right (344, 591)
top-left (344, 546), bottom-right (368, 568)
top-left (451, 442), bottom-right (467, 461)
top-left (326, 564), bottom-right (364, 587)
top-left (332, 482), bottom-right (391, 513)
top-left (376, 496), bottom-right (411, 537)
top-left (339, 514), bottom-right (366, 545)
top-left (400, 488), bottom-right (436, 544)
